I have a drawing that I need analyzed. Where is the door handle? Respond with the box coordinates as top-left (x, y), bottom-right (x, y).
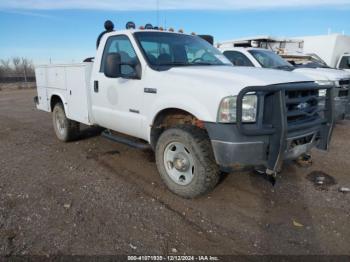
top-left (94, 80), bottom-right (99, 93)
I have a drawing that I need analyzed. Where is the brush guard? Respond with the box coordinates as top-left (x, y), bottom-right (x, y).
top-left (236, 82), bottom-right (334, 173)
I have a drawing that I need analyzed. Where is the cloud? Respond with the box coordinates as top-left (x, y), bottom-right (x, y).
top-left (0, 0), bottom-right (349, 10)
top-left (0, 9), bottom-right (54, 18)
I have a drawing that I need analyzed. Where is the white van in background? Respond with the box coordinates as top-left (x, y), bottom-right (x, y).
top-left (300, 34), bottom-right (350, 71)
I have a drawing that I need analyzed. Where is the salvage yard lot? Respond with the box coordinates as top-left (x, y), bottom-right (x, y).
top-left (0, 89), bottom-right (349, 256)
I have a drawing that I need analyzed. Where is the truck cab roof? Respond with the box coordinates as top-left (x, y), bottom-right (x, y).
top-left (97, 31), bottom-right (314, 87)
top-left (101, 29), bottom-right (187, 40)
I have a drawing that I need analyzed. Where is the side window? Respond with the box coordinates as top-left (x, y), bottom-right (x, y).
top-left (100, 35), bottom-right (138, 75)
top-left (223, 51), bottom-right (254, 67)
top-left (339, 56), bottom-right (350, 69)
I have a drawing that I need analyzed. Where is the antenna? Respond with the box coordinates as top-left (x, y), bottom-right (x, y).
top-left (156, 0), bottom-right (159, 26)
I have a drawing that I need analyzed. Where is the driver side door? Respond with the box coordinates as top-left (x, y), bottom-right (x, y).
top-left (91, 35), bottom-right (144, 139)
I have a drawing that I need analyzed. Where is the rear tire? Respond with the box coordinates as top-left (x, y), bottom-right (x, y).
top-left (52, 103), bottom-right (80, 142)
top-left (155, 125), bottom-right (220, 198)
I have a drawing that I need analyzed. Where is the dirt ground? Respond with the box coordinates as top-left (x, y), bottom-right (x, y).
top-left (0, 89), bottom-right (349, 257)
top-left (0, 82), bottom-right (35, 91)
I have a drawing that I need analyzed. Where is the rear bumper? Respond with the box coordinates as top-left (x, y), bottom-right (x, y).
top-left (206, 82), bottom-right (334, 172)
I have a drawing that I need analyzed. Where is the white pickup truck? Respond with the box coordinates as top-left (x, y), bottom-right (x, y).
top-left (34, 22), bottom-right (334, 198)
top-left (218, 47), bottom-right (350, 120)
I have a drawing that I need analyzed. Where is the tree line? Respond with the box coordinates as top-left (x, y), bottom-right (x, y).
top-left (0, 57), bottom-right (35, 82)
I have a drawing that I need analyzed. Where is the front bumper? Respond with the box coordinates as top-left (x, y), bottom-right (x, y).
top-left (206, 123), bottom-right (320, 171)
top-left (206, 82), bottom-right (334, 172)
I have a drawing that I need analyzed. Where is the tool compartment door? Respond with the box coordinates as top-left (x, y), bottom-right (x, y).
top-left (65, 64), bottom-right (91, 125)
top-left (35, 67), bottom-right (50, 111)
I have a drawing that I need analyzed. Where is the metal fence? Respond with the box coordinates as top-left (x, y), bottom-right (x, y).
top-left (0, 76), bottom-right (36, 83)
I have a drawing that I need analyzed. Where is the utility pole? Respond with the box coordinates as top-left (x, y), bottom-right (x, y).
top-left (22, 57), bottom-right (27, 83)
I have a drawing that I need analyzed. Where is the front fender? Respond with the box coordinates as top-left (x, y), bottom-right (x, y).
top-left (148, 94), bottom-right (216, 126)
top-left (144, 94), bottom-right (218, 142)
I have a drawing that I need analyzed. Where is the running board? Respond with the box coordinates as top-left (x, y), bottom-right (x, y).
top-left (101, 130), bottom-right (151, 150)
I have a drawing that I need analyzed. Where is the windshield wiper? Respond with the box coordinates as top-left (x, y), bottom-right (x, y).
top-left (157, 62), bottom-right (190, 67)
top-left (190, 62), bottom-right (216, 65)
top-left (272, 65), bottom-right (294, 71)
top-left (157, 62), bottom-right (223, 67)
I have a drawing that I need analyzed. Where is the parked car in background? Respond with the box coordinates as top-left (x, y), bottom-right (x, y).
top-left (218, 34), bottom-right (350, 71)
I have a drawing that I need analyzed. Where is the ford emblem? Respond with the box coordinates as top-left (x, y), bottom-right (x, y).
top-left (297, 102), bottom-right (309, 110)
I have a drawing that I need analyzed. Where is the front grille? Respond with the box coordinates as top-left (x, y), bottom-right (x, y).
top-left (285, 89), bottom-right (325, 125)
top-left (237, 82), bottom-right (332, 137)
top-left (339, 79), bottom-right (350, 86)
top-left (339, 90), bottom-right (349, 97)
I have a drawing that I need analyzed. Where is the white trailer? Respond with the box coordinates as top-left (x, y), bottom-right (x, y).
top-left (217, 35), bottom-right (303, 54)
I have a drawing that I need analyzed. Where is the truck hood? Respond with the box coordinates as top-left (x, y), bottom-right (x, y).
top-left (162, 66), bottom-right (313, 91)
top-left (294, 67), bottom-right (350, 81)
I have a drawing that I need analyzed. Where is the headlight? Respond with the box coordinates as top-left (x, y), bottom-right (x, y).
top-left (318, 89), bottom-right (327, 97)
top-left (217, 94), bottom-right (258, 123)
top-left (315, 80), bottom-right (336, 86)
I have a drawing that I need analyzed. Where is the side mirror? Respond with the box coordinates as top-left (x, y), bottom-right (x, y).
top-left (104, 53), bottom-right (122, 78)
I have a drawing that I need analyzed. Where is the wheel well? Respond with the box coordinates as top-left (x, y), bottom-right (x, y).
top-left (50, 95), bottom-right (63, 112)
top-left (150, 108), bottom-right (205, 149)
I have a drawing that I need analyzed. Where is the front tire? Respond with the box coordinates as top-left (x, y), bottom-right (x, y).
top-left (155, 126), bottom-right (220, 198)
top-left (52, 103), bottom-right (80, 142)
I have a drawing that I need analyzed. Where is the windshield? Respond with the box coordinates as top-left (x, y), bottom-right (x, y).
top-left (134, 32), bottom-right (232, 68)
top-left (283, 55), bottom-right (330, 69)
top-left (248, 49), bottom-right (294, 70)
top-left (339, 55), bottom-right (350, 69)
top-left (307, 53), bottom-right (329, 67)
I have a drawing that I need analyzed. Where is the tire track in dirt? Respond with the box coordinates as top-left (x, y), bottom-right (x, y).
top-left (86, 151), bottom-right (250, 255)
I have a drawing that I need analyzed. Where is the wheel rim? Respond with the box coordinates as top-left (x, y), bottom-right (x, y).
top-left (55, 109), bottom-right (66, 136)
top-left (163, 142), bottom-right (195, 186)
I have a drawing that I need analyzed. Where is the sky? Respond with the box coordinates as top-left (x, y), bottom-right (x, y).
top-left (1, 0), bottom-right (350, 65)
